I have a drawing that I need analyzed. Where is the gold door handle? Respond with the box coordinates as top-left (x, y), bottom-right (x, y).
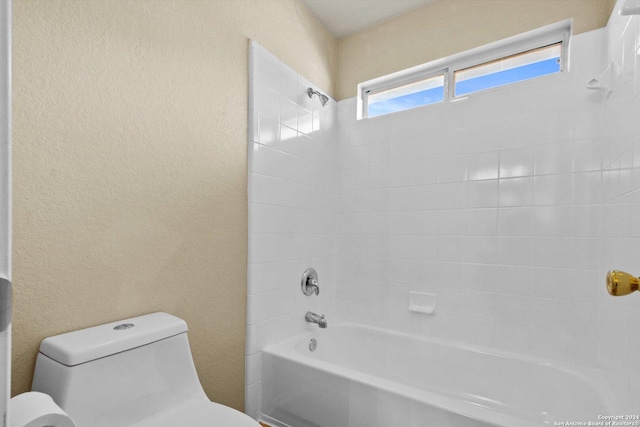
top-left (606, 270), bottom-right (640, 296)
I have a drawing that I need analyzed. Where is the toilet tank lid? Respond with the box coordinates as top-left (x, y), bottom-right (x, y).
top-left (39, 312), bottom-right (188, 366)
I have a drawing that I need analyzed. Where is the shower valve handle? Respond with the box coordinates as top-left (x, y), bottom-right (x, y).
top-left (301, 268), bottom-right (319, 296)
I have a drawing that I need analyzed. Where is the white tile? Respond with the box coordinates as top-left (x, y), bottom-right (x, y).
top-left (280, 62), bottom-right (298, 103)
top-left (534, 141), bottom-right (574, 175)
top-left (245, 352), bottom-right (262, 385)
top-left (574, 138), bottom-right (603, 176)
top-left (279, 124), bottom-right (297, 144)
top-left (528, 327), bottom-right (568, 362)
top-left (574, 108), bottom-right (603, 141)
top-left (467, 179), bottom-right (498, 208)
top-left (258, 83), bottom-right (280, 120)
top-left (464, 263), bottom-right (497, 292)
top-left (438, 209), bottom-right (467, 235)
top-left (340, 144), bottom-right (369, 170)
top-left (437, 100), bottom-right (468, 130)
top-left (414, 158), bottom-right (439, 184)
top-left (437, 287), bottom-right (467, 314)
top-left (533, 174), bottom-right (573, 206)
top-left (468, 151), bottom-right (500, 181)
top-left (466, 122), bottom-right (503, 153)
top-left (437, 235), bottom-right (466, 262)
top-left (533, 237), bottom-right (573, 268)
top-left (415, 185), bottom-right (439, 210)
top-left (387, 163), bottom-right (415, 187)
top-left (298, 107), bottom-right (313, 135)
top-left (498, 207), bottom-right (534, 236)
top-left (573, 171), bottom-right (601, 205)
top-left (245, 381), bottom-right (262, 417)
top-left (258, 47), bottom-right (280, 91)
top-left (497, 236), bottom-right (533, 267)
top-left (465, 291), bottom-right (496, 320)
top-left (500, 147), bottom-right (535, 178)
top-left (495, 265), bottom-right (532, 296)
top-left (465, 236), bottom-right (497, 264)
top-left (499, 177), bottom-right (533, 207)
top-left (438, 182), bottom-right (467, 209)
top-left (279, 98), bottom-right (297, 130)
top-left (531, 267), bottom-right (572, 300)
top-left (494, 294), bottom-right (531, 325)
top-left (531, 297), bottom-right (568, 331)
top-left (248, 110), bottom-right (259, 144)
top-left (438, 155), bottom-right (468, 183)
top-left (435, 128), bottom-right (468, 158)
top-left (466, 208), bottom-right (497, 236)
top-left (561, 300), bottom-right (598, 335)
top-left (533, 205), bottom-right (572, 237)
top-left (258, 114), bottom-right (279, 146)
top-left (571, 205), bottom-right (600, 237)
top-left (369, 140), bottom-right (390, 167)
top-left (570, 237), bottom-right (600, 270)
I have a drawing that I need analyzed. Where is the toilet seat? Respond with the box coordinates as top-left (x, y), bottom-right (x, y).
top-left (134, 399), bottom-right (259, 427)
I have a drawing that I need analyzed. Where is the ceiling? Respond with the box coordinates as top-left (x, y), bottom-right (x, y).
top-left (300, 0), bottom-right (435, 39)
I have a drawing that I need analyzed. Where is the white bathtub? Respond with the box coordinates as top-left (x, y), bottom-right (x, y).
top-left (261, 324), bottom-right (621, 427)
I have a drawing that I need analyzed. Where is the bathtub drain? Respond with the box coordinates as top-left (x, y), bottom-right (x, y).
top-left (309, 338), bottom-right (317, 352)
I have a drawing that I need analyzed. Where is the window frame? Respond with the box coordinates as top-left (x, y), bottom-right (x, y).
top-left (357, 19), bottom-right (572, 120)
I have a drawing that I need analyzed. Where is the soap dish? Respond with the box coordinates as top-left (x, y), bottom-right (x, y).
top-left (409, 291), bottom-right (436, 315)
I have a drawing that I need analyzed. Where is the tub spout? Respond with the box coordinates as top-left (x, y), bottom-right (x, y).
top-left (305, 311), bottom-right (327, 328)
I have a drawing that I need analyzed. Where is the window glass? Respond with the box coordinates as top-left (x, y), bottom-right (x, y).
top-left (454, 43), bottom-right (562, 96)
top-left (367, 74), bottom-right (445, 118)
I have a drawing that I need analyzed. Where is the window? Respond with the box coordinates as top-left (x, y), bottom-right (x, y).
top-left (454, 43), bottom-right (562, 96)
top-left (358, 20), bottom-right (571, 119)
top-left (366, 73), bottom-right (445, 118)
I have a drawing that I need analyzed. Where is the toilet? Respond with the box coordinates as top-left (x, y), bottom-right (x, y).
top-left (31, 312), bottom-right (260, 427)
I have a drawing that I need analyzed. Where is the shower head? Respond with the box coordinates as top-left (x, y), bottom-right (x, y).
top-left (307, 87), bottom-right (329, 107)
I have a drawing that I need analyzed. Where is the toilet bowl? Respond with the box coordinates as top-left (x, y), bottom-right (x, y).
top-left (31, 312), bottom-right (259, 427)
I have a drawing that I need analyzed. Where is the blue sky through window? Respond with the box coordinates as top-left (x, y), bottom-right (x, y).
top-left (368, 86), bottom-right (444, 118)
top-left (455, 57), bottom-right (560, 96)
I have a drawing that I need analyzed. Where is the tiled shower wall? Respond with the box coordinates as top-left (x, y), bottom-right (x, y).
top-left (335, 10), bottom-right (639, 410)
top-left (245, 41), bottom-right (338, 418)
top-left (336, 28), bottom-right (607, 362)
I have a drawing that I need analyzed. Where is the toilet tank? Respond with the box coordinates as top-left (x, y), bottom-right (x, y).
top-left (32, 312), bottom-right (207, 427)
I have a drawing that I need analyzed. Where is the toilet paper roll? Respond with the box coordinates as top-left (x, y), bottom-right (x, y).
top-left (10, 392), bottom-right (76, 427)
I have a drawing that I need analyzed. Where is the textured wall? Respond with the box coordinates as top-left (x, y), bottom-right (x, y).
top-left (337, 0), bottom-right (614, 99)
top-left (11, 0), bottom-right (336, 411)
top-left (0, 0), bottom-right (10, 421)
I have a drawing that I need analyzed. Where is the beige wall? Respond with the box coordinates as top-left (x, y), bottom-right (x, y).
top-left (12, 0), bottom-right (336, 410)
top-left (337, 0), bottom-right (614, 99)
